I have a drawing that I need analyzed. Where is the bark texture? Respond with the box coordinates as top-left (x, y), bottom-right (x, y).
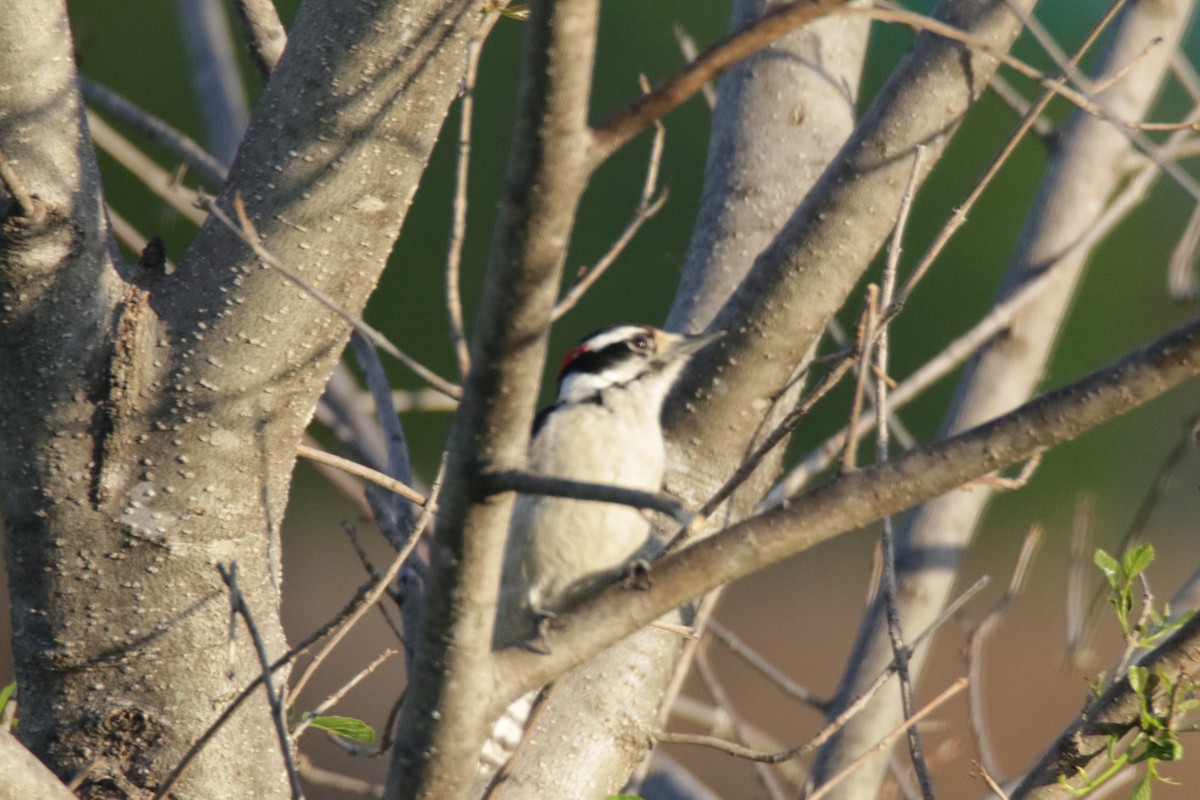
top-left (0, 1), bottom-right (484, 796)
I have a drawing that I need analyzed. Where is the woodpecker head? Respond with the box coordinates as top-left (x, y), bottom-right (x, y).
top-left (555, 325), bottom-right (721, 405)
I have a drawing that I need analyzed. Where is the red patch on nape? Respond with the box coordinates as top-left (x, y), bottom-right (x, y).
top-left (558, 343), bottom-right (589, 379)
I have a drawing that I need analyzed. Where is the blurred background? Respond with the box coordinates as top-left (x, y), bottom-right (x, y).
top-left (1, 0), bottom-right (1198, 796)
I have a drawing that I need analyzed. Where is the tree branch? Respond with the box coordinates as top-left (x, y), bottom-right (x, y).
top-left (232, 0), bottom-right (287, 80)
top-left (590, 0), bottom-right (850, 166)
top-left (387, 1), bottom-right (600, 796)
top-left (481, 469), bottom-right (688, 521)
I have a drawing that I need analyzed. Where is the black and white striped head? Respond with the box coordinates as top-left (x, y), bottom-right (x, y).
top-left (555, 325), bottom-right (720, 405)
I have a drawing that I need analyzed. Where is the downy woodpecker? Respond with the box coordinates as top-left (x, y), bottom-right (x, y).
top-left (478, 325), bottom-right (719, 788)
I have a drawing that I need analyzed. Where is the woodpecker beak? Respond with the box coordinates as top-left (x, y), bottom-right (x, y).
top-left (659, 329), bottom-right (724, 361)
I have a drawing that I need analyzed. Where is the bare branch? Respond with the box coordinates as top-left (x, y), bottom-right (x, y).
top-left (0, 731), bottom-right (78, 800)
top-left (218, 563), bottom-right (302, 799)
top-left (297, 444), bottom-right (429, 507)
top-left (80, 77), bottom-right (227, 187)
top-left (694, 645), bottom-right (789, 798)
top-left (389, 1), bottom-right (602, 795)
top-left (553, 107), bottom-right (667, 321)
top-left (172, 0), bottom-right (249, 164)
top-left (446, 19), bottom-right (500, 377)
top-left (155, 468), bottom-right (444, 800)
top-left (707, 618), bottom-right (828, 711)
top-left (297, 753), bottom-right (384, 799)
top-left (482, 468), bottom-right (688, 521)
top-left (351, 332), bottom-right (419, 533)
top-left (232, 0), bottom-right (288, 79)
top-left (590, 0), bottom-right (850, 165)
top-left (807, 678), bottom-right (967, 800)
top-left (873, 147), bottom-right (935, 800)
top-left (87, 111), bottom-right (207, 225)
top-left (965, 526), bottom-right (1043, 781)
top-left (292, 649), bottom-right (397, 738)
top-left (672, 26), bottom-right (716, 109)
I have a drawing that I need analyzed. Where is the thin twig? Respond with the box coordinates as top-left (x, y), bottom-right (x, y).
top-left (840, 289), bottom-right (878, 475)
top-left (1066, 495), bottom-right (1095, 663)
top-left (661, 678), bottom-right (966, 780)
top-left (590, 0), bottom-right (849, 165)
top-left (771, 106), bottom-right (1183, 503)
top-left (1115, 573), bottom-right (1156, 678)
top-left (664, 583), bottom-right (976, 796)
top-left (287, 467), bottom-right (443, 704)
top-left (664, 344), bottom-right (860, 551)
top-left (974, 761), bottom-right (1011, 800)
top-left (1077, 415), bottom-right (1200, 654)
top-left (297, 444), bottom-right (429, 507)
top-left (968, 452), bottom-right (1042, 490)
top-left (964, 525), bottom-right (1042, 780)
top-left (695, 645), bottom-right (788, 799)
top-left (856, 5), bottom-right (1200, 188)
top-left (351, 332), bottom-right (418, 533)
top-left (87, 111), bottom-right (207, 225)
top-left (707, 618), bottom-right (828, 711)
top-left (481, 468), bottom-right (688, 521)
top-left (445, 26), bottom-right (492, 378)
top-left (388, 388), bottom-right (460, 413)
top-left (203, 192), bottom-right (462, 399)
top-left (629, 588), bottom-right (727, 792)
top-left (298, 434), bottom-right (373, 518)
top-left (986, 74), bottom-right (1054, 139)
top-left (1168, 203), bottom-right (1200, 301)
top-left (552, 79), bottom-right (668, 322)
top-left (341, 523), bottom-right (406, 643)
top-left (217, 563), bottom-right (303, 799)
top-left (293, 648), bottom-right (397, 738)
top-left (882, 0), bottom-right (1144, 324)
top-left (875, 147), bottom-right (935, 800)
top-left (80, 77), bottom-right (227, 187)
top-left (667, 695), bottom-right (805, 784)
top-left (807, 678), bottom-right (967, 800)
top-left (297, 752), bottom-right (384, 799)
top-left (231, 0), bottom-right (287, 80)
top-left (673, 26), bottom-right (717, 109)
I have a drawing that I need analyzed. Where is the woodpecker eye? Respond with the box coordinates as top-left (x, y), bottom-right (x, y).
top-left (629, 334), bottom-right (651, 352)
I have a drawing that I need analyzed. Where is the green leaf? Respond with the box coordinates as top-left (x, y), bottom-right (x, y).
top-left (1094, 549), bottom-right (1121, 587)
top-left (1132, 772), bottom-right (1153, 800)
top-left (1123, 544), bottom-right (1155, 580)
top-left (305, 715), bottom-right (375, 743)
top-left (0, 681), bottom-right (14, 712)
top-left (1129, 665), bottom-right (1148, 695)
top-left (1144, 736), bottom-right (1183, 762)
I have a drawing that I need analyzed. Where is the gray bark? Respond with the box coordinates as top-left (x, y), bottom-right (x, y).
top-left (0, 1), bottom-right (484, 796)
